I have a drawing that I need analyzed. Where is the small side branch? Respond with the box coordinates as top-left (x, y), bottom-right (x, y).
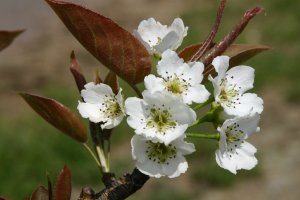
top-left (203, 6), bottom-right (264, 71)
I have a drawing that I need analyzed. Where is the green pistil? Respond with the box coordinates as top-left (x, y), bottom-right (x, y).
top-left (164, 77), bottom-right (187, 95)
top-left (147, 108), bottom-right (176, 134)
top-left (146, 141), bottom-right (177, 164)
top-left (105, 99), bottom-right (122, 117)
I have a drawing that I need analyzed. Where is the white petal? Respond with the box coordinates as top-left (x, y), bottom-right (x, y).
top-left (136, 159), bottom-right (163, 178)
top-left (162, 155), bottom-right (188, 178)
top-left (235, 142), bottom-right (258, 170)
top-left (212, 56), bottom-right (229, 77)
top-left (157, 125), bottom-right (188, 145)
top-left (155, 31), bottom-right (180, 53)
top-left (224, 93), bottom-right (263, 116)
top-left (172, 138), bottom-right (196, 155)
top-left (157, 49), bottom-right (185, 77)
top-left (215, 149), bottom-right (237, 174)
top-left (77, 102), bottom-right (102, 123)
top-left (225, 66), bottom-right (255, 93)
top-left (144, 74), bottom-right (165, 93)
top-left (133, 30), bottom-right (151, 52)
top-left (125, 97), bottom-right (147, 118)
top-left (181, 61), bottom-right (204, 85)
top-left (169, 100), bottom-right (196, 124)
top-left (168, 17), bottom-right (188, 50)
top-left (209, 74), bottom-right (221, 98)
top-left (135, 18), bottom-right (168, 47)
top-left (131, 135), bottom-right (148, 162)
top-left (184, 84), bottom-right (210, 104)
top-left (231, 113), bottom-right (261, 136)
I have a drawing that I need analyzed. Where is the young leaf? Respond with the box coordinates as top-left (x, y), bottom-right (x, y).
top-left (20, 93), bottom-right (87, 143)
top-left (178, 43), bottom-right (215, 62)
top-left (104, 71), bottom-right (119, 94)
top-left (0, 30), bottom-right (24, 51)
top-left (70, 51), bottom-right (87, 92)
top-left (46, 0), bottom-right (151, 85)
top-left (29, 186), bottom-right (49, 200)
top-left (203, 44), bottom-right (270, 78)
top-left (54, 165), bottom-right (72, 200)
top-left (0, 197), bottom-right (10, 200)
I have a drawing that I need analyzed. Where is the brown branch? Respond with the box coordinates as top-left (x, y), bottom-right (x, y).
top-left (79, 168), bottom-right (150, 200)
top-left (190, 0), bottom-right (227, 62)
top-left (202, 6), bottom-right (264, 72)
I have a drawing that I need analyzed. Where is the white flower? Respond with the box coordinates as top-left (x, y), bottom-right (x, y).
top-left (215, 113), bottom-right (260, 174)
top-left (134, 17), bottom-right (188, 55)
top-left (77, 82), bottom-right (125, 129)
top-left (125, 91), bottom-right (196, 145)
top-left (131, 135), bottom-right (195, 178)
top-left (144, 50), bottom-right (210, 105)
top-left (209, 56), bottom-right (263, 117)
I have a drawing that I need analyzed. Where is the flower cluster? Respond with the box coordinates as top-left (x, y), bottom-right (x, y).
top-left (77, 17), bottom-right (264, 178)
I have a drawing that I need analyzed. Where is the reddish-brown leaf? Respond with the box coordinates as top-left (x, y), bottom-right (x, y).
top-left (30, 186), bottom-right (49, 200)
top-left (178, 43), bottom-right (215, 62)
top-left (46, 0), bottom-right (151, 85)
top-left (54, 165), bottom-right (71, 200)
top-left (20, 93), bottom-right (87, 143)
top-left (0, 30), bottom-right (24, 51)
top-left (70, 51), bottom-right (87, 92)
top-left (203, 44), bottom-right (270, 78)
top-left (0, 197), bottom-right (10, 200)
top-left (104, 71), bottom-right (119, 94)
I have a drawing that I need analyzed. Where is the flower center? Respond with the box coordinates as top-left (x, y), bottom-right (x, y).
top-left (146, 141), bottom-right (177, 164)
top-left (225, 123), bottom-right (245, 144)
top-left (104, 98), bottom-right (122, 118)
top-left (164, 76), bottom-right (187, 95)
top-left (146, 108), bottom-right (176, 134)
top-left (218, 78), bottom-right (240, 107)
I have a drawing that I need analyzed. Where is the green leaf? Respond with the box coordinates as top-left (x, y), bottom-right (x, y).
top-left (203, 44), bottom-right (270, 78)
top-left (20, 93), bottom-right (87, 143)
top-left (0, 30), bottom-right (24, 51)
top-left (54, 165), bottom-right (72, 200)
top-left (30, 186), bottom-right (49, 200)
top-left (46, 0), bottom-right (151, 85)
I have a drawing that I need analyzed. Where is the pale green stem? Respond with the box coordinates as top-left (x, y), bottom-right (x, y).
top-left (186, 133), bottom-right (220, 140)
top-left (96, 145), bottom-right (109, 173)
top-left (83, 143), bottom-right (102, 173)
top-left (193, 97), bottom-right (214, 110)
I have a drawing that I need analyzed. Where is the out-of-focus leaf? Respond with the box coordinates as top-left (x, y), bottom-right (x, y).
top-left (0, 30), bottom-right (24, 51)
top-left (70, 51), bottom-right (87, 92)
top-left (94, 68), bottom-right (103, 84)
top-left (54, 165), bottom-right (71, 200)
top-left (0, 197), bottom-right (10, 200)
top-left (47, 172), bottom-right (53, 200)
top-left (30, 186), bottom-right (49, 200)
top-left (203, 44), bottom-right (270, 78)
top-left (46, 0), bottom-right (151, 85)
top-left (104, 71), bottom-right (118, 94)
top-left (178, 43), bottom-right (215, 62)
top-left (20, 93), bottom-right (87, 143)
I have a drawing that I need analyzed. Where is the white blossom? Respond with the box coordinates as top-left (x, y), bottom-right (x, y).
top-left (131, 135), bottom-right (195, 178)
top-left (215, 112), bottom-right (260, 174)
top-left (77, 82), bottom-right (125, 129)
top-left (125, 91), bottom-right (196, 145)
top-left (134, 17), bottom-right (188, 55)
top-left (144, 50), bottom-right (210, 105)
top-left (209, 56), bottom-right (263, 117)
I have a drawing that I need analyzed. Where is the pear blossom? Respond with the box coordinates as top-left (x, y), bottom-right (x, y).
top-left (209, 56), bottom-right (263, 117)
top-left (215, 112), bottom-right (260, 174)
top-left (125, 91), bottom-right (196, 145)
top-left (134, 17), bottom-right (188, 55)
top-left (131, 135), bottom-right (195, 178)
top-left (144, 50), bottom-right (210, 105)
top-left (77, 82), bottom-right (125, 129)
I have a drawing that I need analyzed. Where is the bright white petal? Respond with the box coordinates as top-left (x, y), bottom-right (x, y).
top-left (169, 101), bottom-right (196, 124)
top-left (168, 17), bottom-right (188, 50)
top-left (155, 31), bottom-right (180, 53)
top-left (159, 125), bottom-right (188, 145)
top-left (212, 56), bottom-right (229, 77)
top-left (215, 149), bottom-right (237, 174)
top-left (162, 155), bottom-right (188, 178)
top-left (225, 66), bottom-right (254, 93)
top-left (173, 138), bottom-right (196, 155)
top-left (125, 97), bottom-right (148, 118)
top-left (184, 84), bottom-right (210, 104)
top-left (144, 74), bottom-right (165, 93)
top-left (181, 61), bottom-right (204, 85)
top-left (131, 135), bottom-right (148, 162)
top-left (157, 49), bottom-right (185, 77)
top-left (224, 93), bottom-right (263, 116)
top-left (77, 102), bottom-right (102, 123)
top-left (136, 159), bottom-right (163, 178)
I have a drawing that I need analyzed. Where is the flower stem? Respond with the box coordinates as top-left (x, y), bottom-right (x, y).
top-left (193, 97), bottom-right (214, 110)
top-left (96, 145), bottom-right (109, 173)
top-left (83, 143), bottom-right (102, 173)
top-left (186, 133), bottom-right (220, 140)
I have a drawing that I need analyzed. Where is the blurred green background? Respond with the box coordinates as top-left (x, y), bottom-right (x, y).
top-left (0, 0), bottom-right (299, 199)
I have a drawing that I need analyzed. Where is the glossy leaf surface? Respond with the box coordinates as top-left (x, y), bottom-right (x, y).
top-left (54, 165), bottom-right (72, 200)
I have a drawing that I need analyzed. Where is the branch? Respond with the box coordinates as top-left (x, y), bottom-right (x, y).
top-left (190, 0), bottom-right (227, 62)
top-left (79, 168), bottom-right (150, 200)
top-left (202, 6), bottom-right (264, 72)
